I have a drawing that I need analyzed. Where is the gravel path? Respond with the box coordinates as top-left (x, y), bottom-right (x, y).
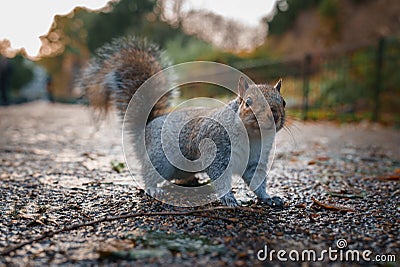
top-left (0, 101), bottom-right (399, 266)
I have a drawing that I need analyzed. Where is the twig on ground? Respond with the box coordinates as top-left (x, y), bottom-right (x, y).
top-left (311, 196), bottom-right (356, 212)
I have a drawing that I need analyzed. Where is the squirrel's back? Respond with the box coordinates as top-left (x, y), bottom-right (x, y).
top-left (79, 36), bottom-right (173, 122)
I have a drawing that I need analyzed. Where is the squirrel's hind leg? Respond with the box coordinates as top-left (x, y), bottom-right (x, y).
top-left (142, 149), bottom-right (176, 200)
top-left (206, 159), bottom-right (239, 207)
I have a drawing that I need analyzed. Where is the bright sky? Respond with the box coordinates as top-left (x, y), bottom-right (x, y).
top-left (0, 0), bottom-right (276, 57)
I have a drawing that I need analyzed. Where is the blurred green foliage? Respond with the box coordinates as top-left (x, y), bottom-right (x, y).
top-left (9, 54), bottom-right (34, 93)
top-left (38, 0), bottom-right (221, 98)
top-left (318, 0), bottom-right (339, 18)
top-left (86, 0), bottom-right (156, 52)
top-left (266, 0), bottom-right (322, 36)
top-left (318, 39), bottom-right (400, 112)
top-left (318, 63), bottom-right (365, 108)
top-left (266, 0), bottom-right (342, 37)
top-left (165, 35), bottom-right (215, 63)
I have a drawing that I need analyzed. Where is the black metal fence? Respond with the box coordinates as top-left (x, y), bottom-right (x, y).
top-left (235, 36), bottom-right (400, 124)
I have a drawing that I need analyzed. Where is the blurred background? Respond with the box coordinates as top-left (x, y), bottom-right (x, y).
top-left (1, 0), bottom-right (399, 125)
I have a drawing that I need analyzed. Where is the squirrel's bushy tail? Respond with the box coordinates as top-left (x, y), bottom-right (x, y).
top-left (78, 36), bottom-right (173, 122)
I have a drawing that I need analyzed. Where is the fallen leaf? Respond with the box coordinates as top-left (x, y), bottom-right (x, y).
top-left (378, 174), bottom-right (400, 181)
top-left (238, 252), bottom-right (248, 259)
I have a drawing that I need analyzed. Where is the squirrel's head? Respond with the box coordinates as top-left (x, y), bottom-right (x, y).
top-left (237, 77), bottom-right (286, 134)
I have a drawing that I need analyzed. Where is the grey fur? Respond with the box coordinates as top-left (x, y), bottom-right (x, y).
top-left (79, 36), bottom-right (286, 207)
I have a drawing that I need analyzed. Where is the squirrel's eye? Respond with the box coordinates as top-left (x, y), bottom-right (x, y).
top-left (245, 97), bottom-right (253, 107)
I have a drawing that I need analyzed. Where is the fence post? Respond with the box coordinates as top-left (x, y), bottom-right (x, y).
top-left (302, 53), bottom-right (312, 120)
top-left (372, 37), bottom-right (385, 122)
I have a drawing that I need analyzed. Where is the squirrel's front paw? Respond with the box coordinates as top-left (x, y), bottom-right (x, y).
top-left (145, 188), bottom-right (165, 199)
top-left (220, 192), bottom-right (239, 207)
top-left (260, 196), bottom-right (284, 208)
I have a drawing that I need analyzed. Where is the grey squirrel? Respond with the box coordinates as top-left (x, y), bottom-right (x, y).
top-left (79, 36), bottom-right (286, 207)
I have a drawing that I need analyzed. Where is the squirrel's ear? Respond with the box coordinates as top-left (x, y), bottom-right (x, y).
top-left (238, 76), bottom-right (249, 98)
top-left (274, 79), bottom-right (282, 93)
